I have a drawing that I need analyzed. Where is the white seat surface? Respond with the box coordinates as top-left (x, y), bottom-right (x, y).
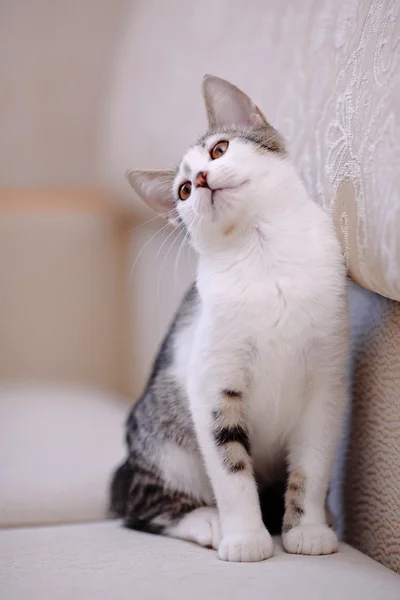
top-left (1, 521), bottom-right (399, 600)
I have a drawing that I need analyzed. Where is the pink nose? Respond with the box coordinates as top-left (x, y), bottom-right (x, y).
top-left (195, 171), bottom-right (209, 188)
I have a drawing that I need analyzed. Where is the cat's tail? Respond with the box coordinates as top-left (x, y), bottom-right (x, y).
top-left (109, 459), bottom-right (133, 518)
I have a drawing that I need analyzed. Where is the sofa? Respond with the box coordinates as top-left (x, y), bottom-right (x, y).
top-left (1, 0), bottom-right (400, 597)
top-left (1, 384), bottom-right (399, 599)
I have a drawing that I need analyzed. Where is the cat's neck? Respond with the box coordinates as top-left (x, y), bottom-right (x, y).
top-left (197, 196), bottom-right (310, 265)
top-left (195, 199), bottom-right (324, 297)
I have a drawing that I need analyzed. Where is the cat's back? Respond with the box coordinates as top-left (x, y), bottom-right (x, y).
top-left (126, 283), bottom-right (201, 452)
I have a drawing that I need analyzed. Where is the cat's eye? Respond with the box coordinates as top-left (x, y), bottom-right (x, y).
top-left (178, 181), bottom-right (192, 201)
top-left (210, 140), bottom-right (229, 160)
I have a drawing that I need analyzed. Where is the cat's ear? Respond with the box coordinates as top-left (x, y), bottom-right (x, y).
top-left (202, 75), bottom-right (267, 130)
top-left (126, 169), bottom-right (176, 219)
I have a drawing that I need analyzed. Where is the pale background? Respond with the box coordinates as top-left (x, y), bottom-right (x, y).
top-left (1, 0), bottom-right (194, 398)
top-left (2, 0), bottom-right (399, 399)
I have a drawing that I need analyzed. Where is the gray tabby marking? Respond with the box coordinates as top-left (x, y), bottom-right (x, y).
top-left (110, 283), bottom-right (284, 533)
top-left (110, 285), bottom-right (207, 530)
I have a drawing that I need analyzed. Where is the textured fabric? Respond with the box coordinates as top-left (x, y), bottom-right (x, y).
top-left (344, 288), bottom-right (400, 573)
top-left (105, 0), bottom-right (400, 301)
top-left (0, 385), bottom-right (127, 527)
top-left (1, 521), bottom-right (400, 600)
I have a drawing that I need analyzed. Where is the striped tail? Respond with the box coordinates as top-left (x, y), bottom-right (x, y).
top-left (109, 460), bottom-right (133, 518)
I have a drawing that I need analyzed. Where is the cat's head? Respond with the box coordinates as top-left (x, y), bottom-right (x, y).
top-left (127, 76), bottom-right (288, 252)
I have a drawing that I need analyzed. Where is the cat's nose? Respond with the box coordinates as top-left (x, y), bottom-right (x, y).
top-left (194, 171), bottom-right (209, 188)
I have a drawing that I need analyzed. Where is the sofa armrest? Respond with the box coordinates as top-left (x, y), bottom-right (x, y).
top-left (0, 384), bottom-right (128, 528)
top-left (343, 285), bottom-right (400, 573)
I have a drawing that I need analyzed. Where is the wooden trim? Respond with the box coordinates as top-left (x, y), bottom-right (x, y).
top-left (0, 189), bottom-right (137, 220)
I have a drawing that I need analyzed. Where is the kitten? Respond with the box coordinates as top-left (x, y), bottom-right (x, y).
top-left (110, 75), bottom-right (349, 562)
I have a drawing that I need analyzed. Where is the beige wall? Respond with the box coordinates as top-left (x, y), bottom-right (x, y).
top-left (0, 193), bottom-right (134, 396)
top-left (0, 0), bottom-right (198, 397)
top-left (0, 1), bottom-right (141, 395)
top-left (0, 0), bottom-right (131, 187)
top-left (127, 220), bottom-right (196, 394)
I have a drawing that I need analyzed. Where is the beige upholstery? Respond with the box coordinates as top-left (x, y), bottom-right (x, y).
top-left (0, 385), bottom-right (128, 528)
top-left (2, 522), bottom-right (400, 600)
top-left (345, 289), bottom-right (400, 572)
top-left (1, 384), bottom-right (400, 596)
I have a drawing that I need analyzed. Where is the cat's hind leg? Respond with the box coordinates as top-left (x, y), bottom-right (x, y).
top-left (120, 460), bottom-right (220, 550)
top-left (165, 507), bottom-right (221, 549)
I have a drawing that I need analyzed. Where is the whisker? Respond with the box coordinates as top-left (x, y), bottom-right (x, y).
top-left (173, 214), bottom-right (200, 286)
top-left (128, 210), bottom-right (174, 235)
top-left (157, 227), bottom-right (185, 309)
top-left (188, 243), bottom-right (197, 277)
top-left (174, 228), bottom-right (191, 287)
top-left (156, 223), bottom-right (179, 259)
top-left (188, 213), bottom-right (201, 250)
top-left (129, 221), bottom-right (171, 283)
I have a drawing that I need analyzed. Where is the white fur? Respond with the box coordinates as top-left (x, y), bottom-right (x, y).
top-left (166, 507), bottom-right (221, 550)
top-left (282, 524), bottom-right (339, 555)
top-left (157, 442), bottom-right (214, 505)
top-left (172, 137), bottom-right (348, 561)
top-left (129, 77), bottom-right (348, 562)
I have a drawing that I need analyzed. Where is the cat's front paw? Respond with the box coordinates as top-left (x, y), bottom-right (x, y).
top-left (282, 524), bottom-right (338, 555)
top-left (218, 528), bottom-right (274, 562)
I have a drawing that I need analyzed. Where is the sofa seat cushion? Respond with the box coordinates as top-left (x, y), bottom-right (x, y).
top-left (2, 521), bottom-right (399, 599)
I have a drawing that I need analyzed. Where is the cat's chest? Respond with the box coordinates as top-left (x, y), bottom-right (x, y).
top-left (204, 269), bottom-right (319, 347)
top-left (217, 275), bottom-right (314, 471)
top-left (247, 342), bottom-right (308, 478)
